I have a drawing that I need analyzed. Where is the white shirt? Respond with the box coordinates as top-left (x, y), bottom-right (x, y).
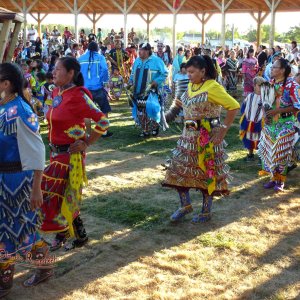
top-left (28, 28), bottom-right (37, 41)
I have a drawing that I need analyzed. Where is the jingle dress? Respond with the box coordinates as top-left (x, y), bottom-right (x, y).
top-left (0, 96), bottom-right (45, 255)
top-left (258, 79), bottom-right (300, 182)
top-left (40, 86), bottom-right (109, 237)
top-left (163, 80), bottom-right (240, 195)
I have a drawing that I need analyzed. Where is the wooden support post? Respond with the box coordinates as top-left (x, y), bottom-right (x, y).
top-left (250, 12), bottom-right (269, 47)
top-left (86, 13), bottom-right (103, 33)
top-left (10, 0), bottom-right (39, 44)
top-left (146, 13), bottom-right (150, 42)
top-left (6, 22), bottom-right (22, 62)
top-left (0, 20), bottom-right (13, 62)
top-left (139, 14), bottom-right (157, 42)
top-left (172, 12), bottom-right (177, 55)
top-left (264, 0), bottom-right (281, 47)
top-left (30, 13), bottom-right (48, 38)
top-left (124, 0), bottom-right (128, 47)
top-left (195, 13), bottom-right (212, 45)
top-left (211, 0), bottom-right (233, 47)
top-left (111, 0), bottom-right (138, 47)
top-left (162, 0), bottom-right (187, 55)
top-left (221, 0), bottom-right (226, 47)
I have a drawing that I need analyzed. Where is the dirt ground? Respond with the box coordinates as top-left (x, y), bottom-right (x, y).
top-left (6, 99), bottom-right (300, 300)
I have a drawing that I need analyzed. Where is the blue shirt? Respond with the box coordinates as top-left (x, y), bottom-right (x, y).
top-left (78, 50), bottom-right (109, 91)
top-left (129, 54), bottom-right (168, 96)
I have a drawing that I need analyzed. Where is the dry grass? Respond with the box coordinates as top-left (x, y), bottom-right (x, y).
top-left (7, 97), bottom-right (300, 300)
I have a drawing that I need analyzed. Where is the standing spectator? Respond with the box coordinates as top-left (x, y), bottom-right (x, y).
top-left (27, 24), bottom-right (37, 46)
top-left (35, 36), bottom-right (42, 55)
top-left (119, 28), bottom-right (124, 40)
top-left (225, 50), bottom-right (239, 95)
top-left (257, 45), bottom-right (268, 75)
top-left (78, 41), bottom-right (112, 137)
top-left (63, 26), bottom-right (72, 50)
top-left (172, 47), bottom-right (184, 78)
top-left (97, 28), bottom-right (102, 43)
top-left (51, 26), bottom-right (61, 42)
top-left (267, 47), bottom-right (275, 63)
top-left (291, 41), bottom-right (299, 60)
top-left (88, 29), bottom-right (97, 43)
top-left (242, 49), bottom-right (258, 96)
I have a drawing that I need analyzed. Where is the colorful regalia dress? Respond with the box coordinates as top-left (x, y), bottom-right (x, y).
top-left (239, 93), bottom-right (264, 150)
top-left (130, 54), bottom-right (168, 136)
top-left (163, 80), bottom-right (240, 196)
top-left (258, 79), bottom-right (300, 187)
top-left (40, 86), bottom-right (109, 237)
top-left (0, 96), bottom-right (45, 255)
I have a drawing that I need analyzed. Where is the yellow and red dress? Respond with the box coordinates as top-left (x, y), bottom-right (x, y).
top-left (163, 80), bottom-right (240, 196)
top-left (40, 86), bottom-right (109, 236)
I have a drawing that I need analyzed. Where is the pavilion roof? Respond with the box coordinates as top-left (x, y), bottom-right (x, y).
top-left (0, 0), bottom-right (298, 15)
top-left (0, 7), bottom-right (23, 22)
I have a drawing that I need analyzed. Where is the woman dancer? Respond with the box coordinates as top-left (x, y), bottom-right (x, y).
top-left (0, 63), bottom-right (52, 296)
top-left (163, 56), bottom-right (240, 223)
top-left (40, 57), bottom-right (109, 250)
top-left (258, 58), bottom-right (300, 192)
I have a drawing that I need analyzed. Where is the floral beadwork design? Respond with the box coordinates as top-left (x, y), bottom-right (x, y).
top-left (27, 113), bottom-right (38, 126)
top-left (7, 106), bottom-right (18, 117)
top-left (197, 119), bottom-right (216, 195)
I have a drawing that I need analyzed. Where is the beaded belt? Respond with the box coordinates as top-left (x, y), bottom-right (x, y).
top-left (184, 117), bottom-right (220, 130)
top-left (281, 112), bottom-right (293, 118)
top-left (0, 161), bottom-right (22, 173)
top-left (49, 143), bottom-right (70, 153)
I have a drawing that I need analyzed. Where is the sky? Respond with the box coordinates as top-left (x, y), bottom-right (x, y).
top-left (26, 12), bottom-right (299, 34)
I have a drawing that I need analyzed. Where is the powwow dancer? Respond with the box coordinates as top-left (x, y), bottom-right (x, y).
top-left (258, 58), bottom-right (300, 192)
top-left (129, 43), bottom-right (168, 137)
top-left (40, 57), bottom-right (109, 251)
top-left (240, 76), bottom-right (266, 161)
top-left (0, 63), bottom-right (53, 297)
top-left (108, 36), bottom-right (130, 82)
top-left (162, 56), bottom-right (239, 223)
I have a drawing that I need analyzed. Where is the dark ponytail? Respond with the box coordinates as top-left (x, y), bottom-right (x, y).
top-left (58, 56), bottom-right (84, 87)
top-left (277, 58), bottom-right (291, 85)
top-left (74, 72), bottom-right (84, 87)
top-left (0, 63), bottom-right (33, 108)
top-left (185, 55), bottom-right (217, 80)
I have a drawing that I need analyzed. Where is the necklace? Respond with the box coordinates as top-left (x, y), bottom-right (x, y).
top-left (191, 81), bottom-right (205, 92)
top-left (52, 84), bottom-right (75, 108)
top-left (0, 94), bottom-right (16, 106)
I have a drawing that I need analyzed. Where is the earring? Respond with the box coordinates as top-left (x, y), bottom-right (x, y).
top-left (0, 91), bottom-right (6, 100)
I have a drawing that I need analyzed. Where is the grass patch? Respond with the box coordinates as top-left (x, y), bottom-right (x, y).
top-left (83, 197), bottom-right (167, 230)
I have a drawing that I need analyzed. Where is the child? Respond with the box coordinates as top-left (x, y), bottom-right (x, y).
top-left (22, 63), bottom-right (36, 94)
top-left (240, 76), bottom-right (266, 161)
top-left (33, 71), bottom-right (46, 118)
top-left (109, 68), bottom-right (124, 100)
top-left (43, 72), bottom-right (55, 115)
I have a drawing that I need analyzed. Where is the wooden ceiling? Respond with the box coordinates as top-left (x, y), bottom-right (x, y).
top-left (0, 0), bottom-right (299, 15)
